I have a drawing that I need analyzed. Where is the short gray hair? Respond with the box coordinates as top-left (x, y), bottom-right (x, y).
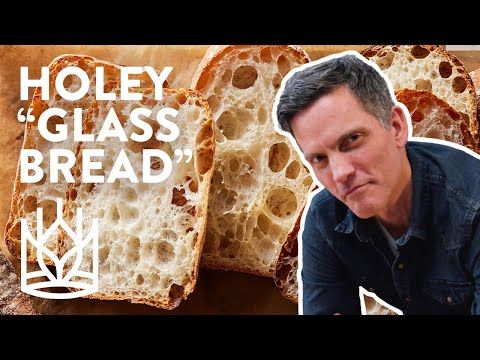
top-left (276, 54), bottom-right (395, 135)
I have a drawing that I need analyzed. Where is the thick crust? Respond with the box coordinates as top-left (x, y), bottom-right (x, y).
top-left (361, 45), bottom-right (478, 137)
top-left (0, 252), bottom-right (38, 314)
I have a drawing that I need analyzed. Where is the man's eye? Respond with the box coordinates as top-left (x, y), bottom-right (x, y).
top-left (341, 134), bottom-right (361, 150)
top-left (311, 155), bottom-right (326, 163)
top-left (348, 134), bottom-right (360, 143)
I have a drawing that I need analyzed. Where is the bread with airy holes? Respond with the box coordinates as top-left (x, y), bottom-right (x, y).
top-left (362, 45), bottom-right (478, 137)
top-left (192, 45), bottom-right (314, 277)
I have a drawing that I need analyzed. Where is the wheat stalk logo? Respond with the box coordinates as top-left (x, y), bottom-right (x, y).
top-left (21, 198), bottom-right (99, 299)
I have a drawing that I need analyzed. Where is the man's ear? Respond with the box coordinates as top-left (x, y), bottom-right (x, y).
top-left (390, 106), bottom-right (409, 148)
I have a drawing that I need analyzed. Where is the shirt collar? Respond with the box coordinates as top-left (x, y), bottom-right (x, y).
top-left (334, 142), bottom-right (430, 243)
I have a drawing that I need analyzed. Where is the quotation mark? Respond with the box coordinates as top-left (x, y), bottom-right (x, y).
top-left (174, 149), bottom-right (193, 163)
top-left (17, 108), bottom-right (35, 123)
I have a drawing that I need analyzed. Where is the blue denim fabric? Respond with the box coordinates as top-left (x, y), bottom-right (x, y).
top-left (302, 141), bottom-right (480, 315)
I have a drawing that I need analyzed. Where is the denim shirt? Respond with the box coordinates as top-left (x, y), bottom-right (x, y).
top-left (302, 141), bottom-right (480, 315)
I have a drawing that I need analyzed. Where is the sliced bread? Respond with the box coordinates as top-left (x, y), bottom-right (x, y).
top-left (5, 54), bottom-right (215, 309)
top-left (192, 45), bottom-right (313, 277)
top-left (60, 86), bottom-right (214, 309)
top-left (396, 89), bottom-right (478, 150)
top-left (361, 45), bottom-right (478, 137)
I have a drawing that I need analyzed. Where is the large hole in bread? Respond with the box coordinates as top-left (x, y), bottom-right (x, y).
top-left (257, 213), bottom-right (273, 234)
top-left (125, 236), bottom-right (140, 264)
top-left (260, 47), bottom-right (272, 63)
top-left (415, 79), bottom-right (432, 92)
top-left (171, 188), bottom-right (187, 206)
top-left (168, 283), bottom-right (184, 303)
top-left (439, 61), bottom-right (453, 78)
top-left (38, 200), bottom-right (57, 228)
top-left (277, 55), bottom-right (291, 76)
top-left (232, 66), bottom-right (258, 89)
top-left (23, 195), bottom-right (37, 213)
top-left (222, 69), bottom-right (233, 83)
top-left (154, 241), bottom-right (175, 264)
top-left (238, 52), bottom-right (249, 60)
top-left (452, 77), bottom-right (467, 93)
top-left (207, 95), bottom-right (220, 114)
top-left (217, 109), bottom-right (252, 140)
top-left (268, 142), bottom-right (290, 172)
top-left (135, 274), bottom-right (144, 285)
top-left (376, 51), bottom-right (395, 70)
top-left (266, 187), bottom-right (297, 219)
top-left (286, 160), bottom-right (301, 179)
top-left (410, 45), bottom-right (430, 59)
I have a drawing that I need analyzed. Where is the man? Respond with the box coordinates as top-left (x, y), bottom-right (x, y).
top-left (275, 52), bottom-right (480, 315)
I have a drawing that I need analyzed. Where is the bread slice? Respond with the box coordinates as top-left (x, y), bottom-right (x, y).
top-left (396, 89), bottom-right (478, 151)
top-left (58, 88), bottom-right (214, 310)
top-left (0, 252), bottom-right (38, 314)
top-left (273, 208), bottom-right (303, 303)
top-left (361, 45), bottom-right (478, 137)
top-left (5, 54), bottom-right (215, 309)
top-left (191, 45), bottom-right (313, 277)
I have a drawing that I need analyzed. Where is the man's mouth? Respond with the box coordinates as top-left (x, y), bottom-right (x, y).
top-left (344, 183), bottom-right (369, 198)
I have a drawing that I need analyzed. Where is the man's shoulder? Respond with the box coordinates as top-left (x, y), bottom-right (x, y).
top-left (408, 140), bottom-right (480, 205)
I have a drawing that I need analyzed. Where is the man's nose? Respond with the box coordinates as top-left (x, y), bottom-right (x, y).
top-left (330, 155), bottom-right (355, 184)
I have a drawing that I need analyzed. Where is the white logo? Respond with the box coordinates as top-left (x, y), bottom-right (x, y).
top-left (21, 198), bottom-right (98, 299)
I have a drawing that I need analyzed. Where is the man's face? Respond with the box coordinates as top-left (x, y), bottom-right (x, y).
top-left (291, 86), bottom-right (407, 219)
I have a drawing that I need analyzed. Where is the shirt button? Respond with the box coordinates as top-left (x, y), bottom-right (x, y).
top-left (447, 296), bottom-right (453, 304)
top-left (368, 287), bottom-right (375, 292)
top-left (398, 263), bottom-right (405, 270)
top-left (405, 296), bottom-right (412, 302)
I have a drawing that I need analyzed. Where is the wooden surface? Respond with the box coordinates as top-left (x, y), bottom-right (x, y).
top-left (0, 45), bottom-right (478, 315)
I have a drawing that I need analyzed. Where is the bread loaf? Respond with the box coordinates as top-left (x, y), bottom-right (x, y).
top-left (192, 46), bottom-right (313, 277)
top-left (361, 45), bottom-right (478, 137)
top-left (396, 89), bottom-right (478, 150)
